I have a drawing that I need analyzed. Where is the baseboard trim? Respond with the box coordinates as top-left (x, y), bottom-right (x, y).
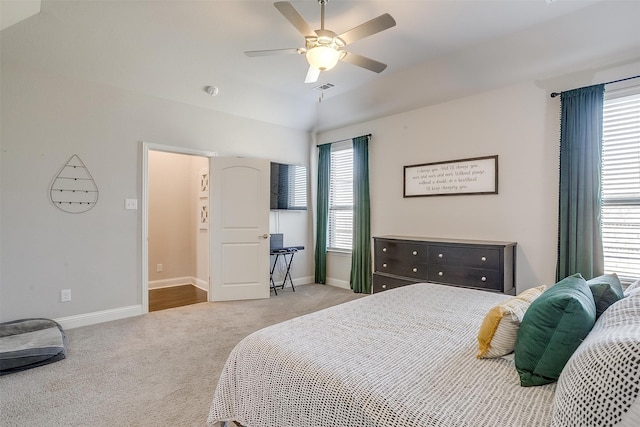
top-left (292, 276), bottom-right (314, 287)
top-left (54, 276), bottom-right (337, 329)
top-left (149, 276), bottom-right (208, 292)
top-left (268, 276), bottom-right (314, 289)
top-left (326, 278), bottom-right (350, 290)
top-left (55, 305), bottom-right (143, 330)
top-left (193, 278), bottom-right (208, 292)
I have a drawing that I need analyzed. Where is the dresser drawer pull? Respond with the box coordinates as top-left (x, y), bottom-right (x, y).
top-left (412, 267), bottom-right (418, 273)
top-left (382, 247), bottom-right (387, 252)
top-left (481, 256), bottom-right (487, 262)
top-left (438, 271), bottom-right (444, 276)
top-left (412, 250), bottom-right (418, 256)
top-left (481, 276), bottom-right (487, 282)
top-left (382, 284), bottom-right (387, 289)
top-left (382, 263), bottom-right (388, 268)
top-left (438, 253), bottom-right (444, 258)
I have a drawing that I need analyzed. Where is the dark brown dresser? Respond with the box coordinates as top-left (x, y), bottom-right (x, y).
top-left (373, 236), bottom-right (516, 295)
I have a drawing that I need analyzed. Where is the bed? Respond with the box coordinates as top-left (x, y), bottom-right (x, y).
top-left (207, 281), bottom-right (640, 427)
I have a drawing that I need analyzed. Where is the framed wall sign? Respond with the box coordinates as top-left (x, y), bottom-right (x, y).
top-left (404, 155), bottom-right (498, 197)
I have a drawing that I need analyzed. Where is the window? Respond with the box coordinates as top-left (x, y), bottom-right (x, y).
top-left (270, 163), bottom-right (307, 210)
top-left (289, 165), bottom-right (308, 209)
top-left (328, 142), bottom-right (353, 251)
top-left (601, 88), bottom-right (640, 283)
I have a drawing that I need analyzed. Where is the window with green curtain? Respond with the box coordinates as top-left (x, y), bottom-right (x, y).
top-left (328, 142), bottom-right (354, 251)
top-left (601, 87), bottom-right (640, 283)
top-left (315, 135), bottom-right (371, 292)
top-left (314, 144), bottom-right (331, 284)
top-left (556, 84), bottom-right (605, 281)
top-left (349, 135), bottom-right (371, 294)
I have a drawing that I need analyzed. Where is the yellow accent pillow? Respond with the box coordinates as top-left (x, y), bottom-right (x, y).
top-left (477, 285), bottom-right (546, 359)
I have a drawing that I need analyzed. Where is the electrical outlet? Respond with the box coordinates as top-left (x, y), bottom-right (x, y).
top-left (60, 289), bottom-right (71, 302)
top-left (125, 198), bottom-right (138, 210)
top-left (156, 263), bottom-right (163, 272)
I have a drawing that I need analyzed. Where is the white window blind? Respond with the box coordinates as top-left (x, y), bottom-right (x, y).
top-left (328, 143), bottom-right (353, 251)
top-left (601, 89), bottom-right (640, 283)
top-left (287, 165), bottom-right (307, 209)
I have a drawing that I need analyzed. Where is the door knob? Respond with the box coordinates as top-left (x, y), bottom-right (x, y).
top-left (259, 234), bottom-right (269, 239)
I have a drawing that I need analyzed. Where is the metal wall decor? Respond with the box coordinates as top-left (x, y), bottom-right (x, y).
top-left (50, 154), bottom-right (99, 213)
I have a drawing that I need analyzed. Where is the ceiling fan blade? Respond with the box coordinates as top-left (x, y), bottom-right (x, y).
top-left (341, 52), bottom-right (387, 73)
top-left (305, 66), bottom-right (320, 84)
top-left (274, 1), bottom-right (316, 38)
top-left (338, 13), bottom-right (396, 45)
top-left (245, 48), bottom-right (301, 57)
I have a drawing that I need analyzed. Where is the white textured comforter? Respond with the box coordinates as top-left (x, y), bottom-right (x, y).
top-left (207, 283), bottom-right (556, 427)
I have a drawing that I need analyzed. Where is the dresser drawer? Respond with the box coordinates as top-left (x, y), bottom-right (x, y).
top-left (427, 267), bottom-right (501, 291)
top-left (428, 245), bottom-right (500, 270)
top-left (375, 240), bottom-right (428, 272)
top-left (372, 273), bottom-right (417, 293)
top-left (375, 259), bottom-right (428, 280)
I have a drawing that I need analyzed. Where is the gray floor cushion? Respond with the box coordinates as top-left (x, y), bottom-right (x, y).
top-left (0, 318), bottom-right (67, 375)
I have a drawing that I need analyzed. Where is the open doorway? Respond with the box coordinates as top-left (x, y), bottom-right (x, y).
top-left (147, 149), bottom-right (210, 311)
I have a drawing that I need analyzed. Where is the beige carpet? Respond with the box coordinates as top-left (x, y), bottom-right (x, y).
top-left (0, 284), bottom-right (364, 427)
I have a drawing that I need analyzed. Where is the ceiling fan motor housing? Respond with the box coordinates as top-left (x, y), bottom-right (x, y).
top-left (245, 1), bottom-right (395, 81)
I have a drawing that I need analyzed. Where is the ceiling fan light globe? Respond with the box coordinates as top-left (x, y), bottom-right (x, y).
top-left (306, 45), bottom-right (340, 71)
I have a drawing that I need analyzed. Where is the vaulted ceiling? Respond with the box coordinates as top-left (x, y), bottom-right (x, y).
top-left (2, 0), bottom-right (639, 132)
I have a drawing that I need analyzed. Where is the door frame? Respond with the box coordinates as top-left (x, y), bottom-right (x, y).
top-left (141, 141), bottom-right (216, 314)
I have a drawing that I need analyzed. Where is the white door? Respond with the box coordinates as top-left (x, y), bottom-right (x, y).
top-left (210, 157), bottom-right (270, 301)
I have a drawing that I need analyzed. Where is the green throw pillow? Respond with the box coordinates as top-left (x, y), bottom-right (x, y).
top-left (514, 273), bottom-right (596, 387)
top-left (587, 273), bottom-right (624, 318)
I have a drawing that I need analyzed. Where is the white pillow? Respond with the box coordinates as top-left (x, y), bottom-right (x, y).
top-left (551, 292), bottom-right (640, 426)
top-left (624, 278), bottom-right (640, 297)
top-left (476, 285), bottom-right (546, 359)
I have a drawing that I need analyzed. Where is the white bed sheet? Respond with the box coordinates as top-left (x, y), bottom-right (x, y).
top-left (207, 283), bottom-right (556, 427)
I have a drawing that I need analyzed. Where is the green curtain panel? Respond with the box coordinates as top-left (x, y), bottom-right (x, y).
top-left (350, 135), bottom-right (372, 294)
top-left (314, 144), bottom-right (331, 284)
top-left (557, 84), bottom-right (605, 281)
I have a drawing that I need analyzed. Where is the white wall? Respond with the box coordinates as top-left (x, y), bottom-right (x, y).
top-left (147, 151), bottom-right (209, 290)
top-left (269, 209), bottom-right (313, 287)
top-left (148, 151), bottom-right (194, 287)
top-left (317, 60), bottom-right (640, 293)
top-left (0, 63), bottom-right (311, 323)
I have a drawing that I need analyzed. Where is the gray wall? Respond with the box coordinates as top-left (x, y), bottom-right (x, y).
top-left (0, 63), bottom-right (311, 323)
top-left (317, 60), bottom-right (640, 292)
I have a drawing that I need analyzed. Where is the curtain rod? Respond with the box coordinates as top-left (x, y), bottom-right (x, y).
top-left (316, 133), bottom-right (371, 147)
top-left (550, 75), bottom-right (640, 98)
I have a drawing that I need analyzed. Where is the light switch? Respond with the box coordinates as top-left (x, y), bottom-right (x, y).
top-left (125, 198), bottom-right (138, 210)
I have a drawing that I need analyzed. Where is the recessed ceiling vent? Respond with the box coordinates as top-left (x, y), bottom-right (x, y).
top-left (313, 83), bottom-right (335, 92)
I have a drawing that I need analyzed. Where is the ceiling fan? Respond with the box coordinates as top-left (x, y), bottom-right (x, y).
top-left (245, 0), bottom-right (396, 83)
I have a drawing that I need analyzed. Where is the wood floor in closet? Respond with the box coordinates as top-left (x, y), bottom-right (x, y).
top-left (149, 284), bottom-right (208, 312)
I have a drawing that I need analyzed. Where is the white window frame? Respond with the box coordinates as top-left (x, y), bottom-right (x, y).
top-left (328, 141), bottom-right (353, 252)
top-left (601, 85), bottom-right (640, 284)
